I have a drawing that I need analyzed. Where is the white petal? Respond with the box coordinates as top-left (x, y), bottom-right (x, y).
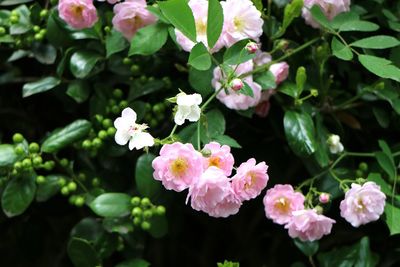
top-left (114, 117), bottom-right (130, 130)
top-left (128, 132), bottom-right (154, 150)
top-left (114, 130), bottom-right (130, 146)
top-left (174, 106), bottom-right (190, 125)
top-left (186, 106), bottom-right (201, 122)
top-left (121, 107), bottom-right (137, 122)
top-left (177, 93), bottom-right (202, 106)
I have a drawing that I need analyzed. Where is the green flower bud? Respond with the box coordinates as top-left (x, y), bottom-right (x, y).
top-left (39, 9), bottom-right (48, 18)
top-left (111, 105), bottom-right (120, 114)
top-left (139, 75), bottom-right (147, 83)
top-left (43, 160), bottom-right (55, 171)
top-left (14, 145), bottom-right (25, 155)
top-left (358, 162), bottom-right (368, 172)
top-left (143, 210), bottom-right (153, 219)
top-left (75, 196), bottom-right (85, 207)
top-left (95, 114), bottom-right (104, 123)
top-left (82, 139), bottom-right (92, 149)
top-left (58, 178), bottom-right (66, 186)
top-left (14, 161), bottom-right (22, 170)
top-left (152, 103), bottom-right (163, 114)
top-left (12, 133), bottom-right (24, 143)
top-left (34, 33), bottom-right (43, 41)
top-left (355, 170), bottom-right (363, 178)
top-left (29, 142), bottom-right (40, 153)
top-left (108, 99), bottom-right (117, 107)
top-left (113, 89), bottom-right (123, 99)
top-left (119, 100), bottom-right (128, 109)
top-left (141, 197), bottom-right (151, 207)
top-left (78, 173), bottom-right (86, 181)
top-left (36, 175), bottom-right (46, 184)
top-left (131, 196), bottom-right (141, 206)
top-left (148, 77), bottom-right (155, 82)
top-left (141, 221), bottom-right (151, 230)
top-left (104, 26), bottom-right (111, 33)
top-left (155, 205), bottom-right (166, 216)
top-left (22, 158), bottom-right (32, 169)
top-left (102, 119), bottom-right (112, 128)
top-left (67, 181), bottom-right (77, 192)
top-left (92, 138), bottom-right (102, 148)
top-left (150, 119), bottom-right (158, 128)
top-left (315, 205), bottom-right (324, 214)
top-left (69, 195), bottom-right (77, 204)
top-left (60, 158), bottom-right (69, 167)
top-left (130, 64), bottom-right (140, 75)
top-left (98, 130), bottom-right (108, 140)
top-left (310, 89), bottom-right (319, 97)
top-left (61, 186), bottom-right (69, 195)
top-left (0, 27), bottom-right (6, 35)
top-left (295, 66), bottom-right (307, 91)
top-left (107, 127), bottom-right (116, 136)
top-left (133, 217), bottom-right (141, 225)
top-left (33, 156), bottom-right (43, 167)
top-left (92, 178), bottom-right (100, 187)
top-left (131, 207), bottom-right (142, 217)
top-left (294, 99), bottom-right (303, 106)
top-left (122, 57), bottom-right (132, 65)
top-left (10, 15), bottom-right (19, 24)
top-left (33, 25), bottom-right (40, 32)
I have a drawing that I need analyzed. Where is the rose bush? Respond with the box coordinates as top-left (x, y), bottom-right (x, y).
top-left (0, 0), bottom-right (400, 266)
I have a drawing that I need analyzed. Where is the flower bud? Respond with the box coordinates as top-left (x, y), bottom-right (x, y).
top-left (131, 196), bottom-right (141, 206)
top-left (98, 130), bottom-right (108, 140)
top-left (75, 196), bottom-right (85, 207)
top-left (67, 181), bottom-right (77, 192)
top-left (359, 162), bottom-right (368, 172)
top-left (107, 127), bottom-right (117, 136)
top-left (319, 193), bottom-right (330, 204)
top-left (36, 175), bottom-right (46, 184)
top-left (141, 221), bottom-right (151, 230)
top-left (14, 145), bottom-right (25, 155)
top-left (230, 78), bottom-right (244, 91)
top-left (295, 66), bottom-right (306, 90)
top-left (131, 207), bottom-right (142, 216)
top-left (29, 142), bottom-right (40, 153)
top-left (314, 205), bottom-right (324, 214)
top-left (113, 89), bottom-right (123, 99)
top-left (143, 210), bottom-right (153, 219)
top-left (141, 197), bottom-right (151, 207)
top-left (245, 42), bottom-right (259, 54)
top-left (155, 205), bottom-right (166, 216)
top-left (12, 133), bottom-right (24, 143)
top-left (61, 186), bottom-right (69, 196)
top-left (201, 148), bottom-right (212, 157)
top-left (310, 89), bottom-right (319, 97)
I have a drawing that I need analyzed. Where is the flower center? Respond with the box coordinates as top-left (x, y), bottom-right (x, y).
top-left (274, 197), bottom-right (290, 213)
top-left (71, 5), bottom-right (84, 18)
top-left (208, 156), bottom-right (221, 168)
top-left (170, 157), bottom-right (188, 177)
top-left (356, 198), bottom-right (365, 211)
top-left (244, 171), bottom-right (257, 189)
top-left (196, 20), bottom-right (207, 36)
top-left (233, 16), bottom-right (245, 31)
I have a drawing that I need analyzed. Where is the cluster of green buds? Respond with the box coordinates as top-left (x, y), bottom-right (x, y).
top-left (143, 101), bottom-right (169, 128)
top-left (105, 89), bottom-right (129, 115)
top-left (11, 133), bottom-right (55, 176)
top-left (355, 162), bottom-right (368, 178)
top-left (130, 196), bottom-right (166, 231)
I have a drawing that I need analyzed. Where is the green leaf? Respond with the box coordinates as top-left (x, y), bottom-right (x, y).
top-left (0, 0), bottom-right (34, 5)
top-left (115, 259), bottom-right (150, 267)
top-left (69, 50), bottom-right (102, 79)
top-left (46, 10), bottom-right (73, 48)
top-left (103, 217), bottom-right (133, 234)
top-left (129, 22), bottom-right (168, 56)
top-left (294, 239), bottom-right (319, 257)
top-left (279, 82), bottom-right (300, 98)
top-left (9, 5), bottom-right (31, 35)
top-left (330, 11), bottom-right (359, 29)
top-left (106, 30), bottom-right (128, 58)
top-left (241, 81), bottom-right (255, 97)
top-left (189, 67), bottom-right (214, 96)
top-left (66, 80), bottom-right (91, 103)
top-left (158, 0), bottom-right (197, 42)
top-left (351, 35), bottom-right (400, 49)
top-left (207, 0), bottom-right (223, 49)
top-left (212, 135), bottom-right (242, 148)
top-left (314, 114), bottom-right (330, 167)
top-left (317, 237), bottom-right (379, 267)
top-left (375, 152), bottom-right (396, 181)
top-left (0, 144), bottom-right (19, 168)
top-left (67, 237), bottom-right (101, 267)
top-left (32, 43), bottom-right (57, 65)
top-left (284, 110), bottom-right (317, 156)
top-left (339, 20), bottom-right (379, 32)
top-left (384, 203), bottom-right (400, 235)
top-left (200, 109), bottom-right (226, 143)
top-left (273, 0), bottom-right (303, 39)
top-left (1, 172), bottom-right (36, 217)
top-left (254, 71), bottom-right (276, 90)
top-left (310, 5), bottom-right (332, 29)
top-left (358, 54), bottom-right (400, 82)
top-left (188, 42), bottom-right (211, 70)
top-left (367, 173), bottom-right (391, 195)
top-left (128, 80), bottom-right (164, 100)
top-left (41, 119), bottom-right (91, 153)
top-left (89, 193), bottom-right (131, 217)
top-left (135, 153), bottom-right (161, 198)
top-left (331, 37), bottom-right (353, 61)
top-left (22, 77), bottom-right (61, 98)
top-left (148, 215), bottom-right (168, 238)
top-left (36, 174), bottom-right (65, 202)
top-left (251, 0), bottom-right (263, 11)
top-left (223, 39), bottom-right (256, 65)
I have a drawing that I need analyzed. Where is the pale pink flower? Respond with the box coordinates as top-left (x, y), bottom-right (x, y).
top-left (253, 51), bottom-right (272, 67)
top-left (188, 167), bottom-right (242, 218)
top-left (202, 142), bottom-right (234, 176)
top-left (302, 0), bottom-right (351, 28)
top-left (112, 0), bottom-right (157, 40)
top-left (340, 182), bottom-right (386, 227)
top-left (212, 60), bottom-right (261, 110)
top-left (269, 62), bottom-right (289, 85)
top-left (255, 89), bottom-right (275, 117)
top-left (263, 184), bottom-right (305, 225)
top-left (285, 209), bottom-right (336, 242)
top-left (221, 0), bottom-right (264, 47)
top-left (231, 158), bottom-right (269, 201)
top-left (175, 0), bottom-right (224, 52)
top-left (58, 0), bottom-right (98, 30)
top-left (152, 142), bottom-right (203, 192)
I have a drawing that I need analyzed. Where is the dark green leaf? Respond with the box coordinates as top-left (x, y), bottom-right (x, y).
top-left (106, 30), bottom-right (128, 58)
top-left (128, 79), bottom-right (164, 100)
top-left (279, 82), bottom-right (300, 98)
top-left (9, 5), bottom-right (31, 35)
top-left (212, 135), bottom-right (242, 148)
top-left (251, 0), bottom-right (263, 10)
top-left (89, 193), bottom-right (131, 217)
top-left (36, 174), bottom-right (65, 202)
top-left (69, 50), bottom-right (102, 79)
top-left (384, 203), bottom-right (400, 235)
top-left (67, 80), bottom-right (91, 103)
top-left (310, 5), bottom-right (332, 29)
top-left (284, 110), bottom-right (317, 156)
top-left (241, 81), bottom-right (255, 97)
top-left (129, 22), bottom-right (168, 56)
top-left (375, 151), bottom-right (396, 181)
top-left (22, 77), bottom-right (61, 98)
top-left (0, 0), bottom-right (34, 5)
top-left (207, 0), bottom-right (224, 49)
top-left (32, 43), bottom-right (57, 65)
top-left (46, 10), bottom-right (73, 47)
top-left (135, 153), bottom-right (161, 198)
top-left (351, 35), bottom-right (400, 49)
top-left (273, 0), bottom-right (303, 39)
top-left (41, 119), bottom-right (91, 153)
top-left (2, 172), bottom-right (36, 217)
top-left (294, 239), bottom-right (319, 257)
top-left (358, 55), bottom-right (400, 82)
top-left (67, 237), bottom-right (101, 267)
top-left (254, 71), bottom-right (276, 90)
top-left (148, 215), bottom-right (168, 238)
top-left (339, 21), bottom-right (379, 32)
top-left (158, 0), bottom-right (197, 42)
top-left (331, 37), bottom-right (353, 61)
top-left (367, 173), bottom-right (391, 195)
top-left (189, 42), bottom-right (211, 70)
top-left (0, 144), bottom-right (19, 167)
top-left (372, 107), bottom-right (389, 128)
top-left (223, 39), bottom-right (256, 65)
top-left (189, 67), bottom-right (214, 96)
top-left (103, 217), bottom-right (133, 234)
top-left (200, 109), bottom-right (226, 143)
top-left (330, 11), bottom-right (359, 29)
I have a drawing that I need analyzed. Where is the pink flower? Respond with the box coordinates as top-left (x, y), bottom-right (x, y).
top-left (221, 0), bottom-right (264, 47)
top-left (152, 142), bottom-right (203, 192)
top-left (253, 51), bottom-right (272, 67)
top-left (187, 167), bottom-right (242, 218)
top-left (231, 158), bottom-right (269, 201)
top-left (302, 0), bottom-right (351, 28)
top-left (269, 62), bottom-right (289, 85)
top-left (319, 193), bottom-right (330, 204)
top-left (175, 0), bottom-right (224, 52)
top-left (58, 0), bottom-right (98, 30)
top-left (255, 90), bottom-right (275, 117)
top-left (202, 142), bottom-right (235, 176)
top-left (112, 0), bottom-right (157, 40)
top-left (340, 182), bottom-right (386, 227)
top-left (212, 60), bottom-right (261, 110)
top-left (285, 209), bottom-right (336, 242)
top-left (263, 184), bottom-right (305, 225)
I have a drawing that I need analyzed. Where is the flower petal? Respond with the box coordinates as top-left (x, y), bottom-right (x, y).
top-left (186, 106), bottom-right (201, 122)
top-left (121, 107), bottom-right (137, 122)
top-left (115, 130), bottom-right (130, 145)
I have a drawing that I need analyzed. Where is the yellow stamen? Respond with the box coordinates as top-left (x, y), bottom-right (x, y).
top-left (233, 16), bottom-right (245, 31)
top-left (244, 171), bottom-right (257, 189)
top-left (170, 157), bottom-right (188, 177)
top-left (208, 156), bottom-right (221, 168)
top-left (274, 197), bottom-right (290, 213)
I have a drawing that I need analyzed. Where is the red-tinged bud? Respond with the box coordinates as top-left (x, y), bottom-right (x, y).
top-left (230, 78), bottom-right (244, 91)
top-left (245, 42), bottom-right (259, 54)
top-left (319, 193), bottom-right (330, 204)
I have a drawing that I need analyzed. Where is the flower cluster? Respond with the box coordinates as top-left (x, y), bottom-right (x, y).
top-left (175, 0), bottom-right (263, 52)
top-left (152, 141), bottom-right (269, 218)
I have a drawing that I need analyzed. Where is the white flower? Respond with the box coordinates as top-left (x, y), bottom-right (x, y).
top-left (174, 93), bottom-right (202, 125)
top-left (114, 108), bottom-right (154, 150)
top-left (327, 134), bottom-right (344, 154)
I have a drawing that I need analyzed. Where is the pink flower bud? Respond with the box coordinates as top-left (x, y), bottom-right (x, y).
top-left (319, 193), bottom-right (330, 204)
top-left (230, 78), bottom-right (244, 91)
top-left (245, 42), bottom-right (259, 54)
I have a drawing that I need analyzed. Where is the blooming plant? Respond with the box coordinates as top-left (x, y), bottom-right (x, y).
top-left (0, 0), bottom-right (400, 266)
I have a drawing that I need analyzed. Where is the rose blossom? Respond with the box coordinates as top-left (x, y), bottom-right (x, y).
top-left (152, 142), bottom-right (203, 192)
top-left (285, 209), bottom-right (336, 242)
top-left (202, 142), bottom-right (234, 176)
top-left (58, 0), bottom-right (98, 30)
top-left (340, 182), bottom-right (386, 227)
top-left (112, 0), bottom-right (156, 40)
top-left (269, 62), bottom-right (289, 86)
top-left (302, 0), bottom-right (351, 28)
top-left (212, 60), bottom-right (261, 110)
top-left (187, 167), bottom-right (242, 218)
top-left (263, 184), bottom-right (305, 225)
top-left (231, 158), bottom-right (269, 201)
top-left (175, 0), bottom-right (224, 52)
top-left (221, 0), bottom-right (264, 47)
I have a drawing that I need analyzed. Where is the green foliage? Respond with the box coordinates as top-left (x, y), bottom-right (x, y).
top-left (207, 0), bottom-right (224, 49)
top-left (89, 193), bottom-right (132, 217)
top-left (129, 22), bottom-right (168, 56)
top-left (22, 76), bottom-right (61, 97)
top-left (189, 42), bottom-right (212, 70)
top-left (135, 153), bottom-right (161, 198)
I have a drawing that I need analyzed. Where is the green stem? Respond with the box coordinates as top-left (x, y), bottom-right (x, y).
top-left (201, 87), bottom-right (224, 112)
top-left (196, 121), bottom-right (201, 150)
